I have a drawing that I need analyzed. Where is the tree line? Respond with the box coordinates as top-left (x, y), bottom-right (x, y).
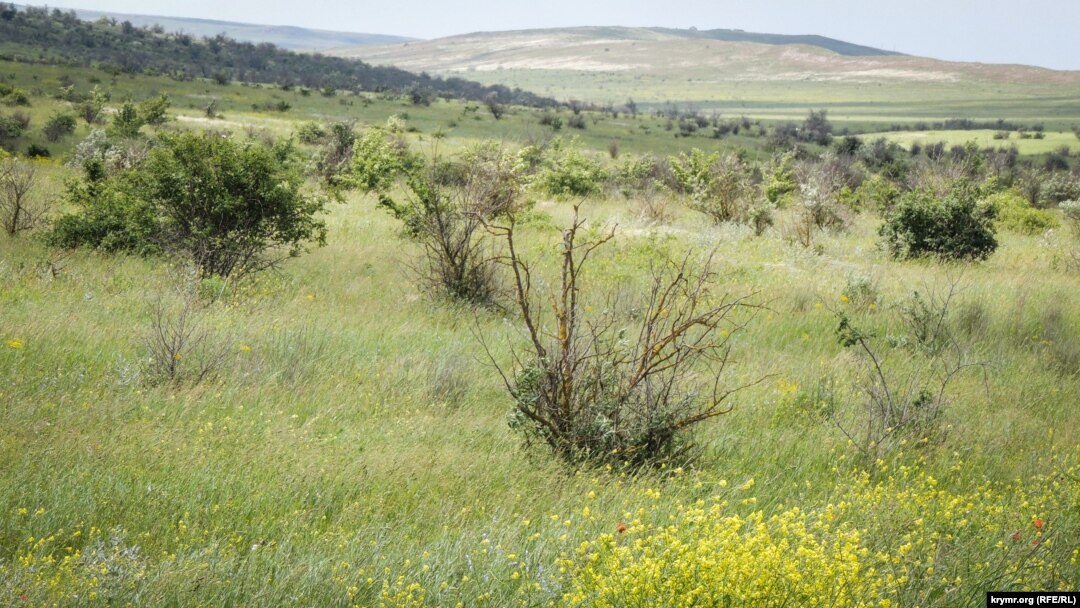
top-left (0, 4), bottom-right (557, 107)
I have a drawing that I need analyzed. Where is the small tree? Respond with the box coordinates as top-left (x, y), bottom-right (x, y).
top-left (534, 139), bottom-right (607, 200)
top-left (484, 93), bottom-right (505, 120)
top-left (0, 158), bottom-right (45, 235)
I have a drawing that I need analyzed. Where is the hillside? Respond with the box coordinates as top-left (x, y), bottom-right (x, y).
top-left (330, 27), bottom-right (1080, 124)
top-left (0, 5), bottom-right (554, 107)
top-left (54, 6), bottom-right (415, 50)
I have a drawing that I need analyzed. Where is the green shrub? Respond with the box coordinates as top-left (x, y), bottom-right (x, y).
top-left (986, 190), bottom-right (1060, 234)
top-left (670, 149), bottom-right (751, 223)
top-left (50, 159), bottom-right (160, 255)
top-left (879, 188), bottom-right (997, 261)
top-left (42, 112), bottom-right (77, 142)
top-left (137, 94), bottom-right (171, 125)
top-left (533, 138), bottom-right (606, 199)
top-left (110, 101), bottom-right (144, 138)
top-left (1062, 199), bottom-right (1080, 237)
top-left (51, 132), bottom-right (326, 278)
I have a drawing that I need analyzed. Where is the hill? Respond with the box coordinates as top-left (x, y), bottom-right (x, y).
top-left (0, 5), bottom-right (554, 107)
top-left (49, 5), bottom-right (415, 50)
top-left (329, 27), bottom-right (1080, 126)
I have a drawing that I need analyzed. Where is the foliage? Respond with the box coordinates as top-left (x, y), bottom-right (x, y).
top-left (350, 117), bottom-right (418, 203)
top-left (110, 101), bottom-right (144, 138)
top-left (309, 120), bottom-right (357, 190)
top-left (801, 109), bottom-right (834, 146)
top-left (985, 190), bottom-right (1060, 235)
top-left (76, 86), bottom-right (108, 125)
top-left (533, 139), bottom-right (606, 200)
top-left (1039, 172), bottom-right (1080, 208)
top-left (560, 501), bottom-right (889, 607)
top-left (41, 112), bottom-right (77, 142)
top-left (879, 187), bottom-right (997, 261)
top-left (51, 131), bottom-right (326, 278)
top-left (670, 149), bottom-right (751, 223)
top-left (1062, 199), bottom-right (1080, 236)
top-left (762, 151), bottom-right (797, 207)
top-left (378, 142), bottom-right (527, 304)
top-left (0, 110), bottom-right (29, 151)
top-left (138, 93), bottom-right (171, 125)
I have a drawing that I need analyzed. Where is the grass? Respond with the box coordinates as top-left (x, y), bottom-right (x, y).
top-left (2, 58), bottom-right (1080, 605)
top-left (866, 129), bottom-right (1078, 154)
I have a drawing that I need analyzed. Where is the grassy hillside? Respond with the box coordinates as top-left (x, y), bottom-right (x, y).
top-left (331, 27), bottom-right (1080, 128)
top-left (0, 5), bottom-right (554, 108)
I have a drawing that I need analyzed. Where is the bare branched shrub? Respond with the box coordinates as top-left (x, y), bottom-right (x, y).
top-left (832, 306), bottom-right (985, 461)
top-left (900, 282), bottom-right (960, 355)
top-left (0, 158), bottom-right (46, 235)
top-left (482, 205), bottom-right (766, 467)
top-left (145, 282), bottom-right (227, 385)
top-left (635, 187), bottom-right (675, 225)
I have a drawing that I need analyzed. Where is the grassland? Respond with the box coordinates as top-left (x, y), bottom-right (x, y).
top-left (2, 57), bottom-right (1080, 606)
top-left (868, 129), bottom-right (1078, 154)
top-left (334, 28), bottom-right (1080, 130)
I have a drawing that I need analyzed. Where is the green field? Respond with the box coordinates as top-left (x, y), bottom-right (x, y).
top-left (869, 129), bottom-right (1077, 154)
top-left (3, 49), bottom-right (1080, 606)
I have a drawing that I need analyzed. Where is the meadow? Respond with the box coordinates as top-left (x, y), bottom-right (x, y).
top-left (2, 59), bottom-right (1080, 607)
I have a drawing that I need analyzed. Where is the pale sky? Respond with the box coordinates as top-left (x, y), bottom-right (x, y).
top-left (48, 0), bottom-right (1080, 70)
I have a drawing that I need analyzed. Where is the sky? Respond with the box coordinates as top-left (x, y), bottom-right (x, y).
top-left (43, 0), bottom-right (1080, 70)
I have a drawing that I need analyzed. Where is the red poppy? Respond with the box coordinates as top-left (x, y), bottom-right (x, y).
top-left (1032, 539), bottom-right (1041, 546)
top-left (616, 521), bottom-right (627, 534)
top-left (19, 595), bottom-right (28, 602)
top-left (1011, 532), bottom-right (1021, 541)
top-left (1033, 517), bottom-right (1044, 529)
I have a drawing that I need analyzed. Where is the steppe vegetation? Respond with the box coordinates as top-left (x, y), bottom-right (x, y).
top-left (1, 5), bottom-right (1079, 606)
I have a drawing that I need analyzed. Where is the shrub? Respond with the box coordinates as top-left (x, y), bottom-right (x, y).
top-left (0, 111), bottom-right (29, 150)
top-left (350, 117), bottom-right (418, 202)
top-left (110, 101), bottom-right (144, 138)
top-left (533, 139), bottom-right (606, 199)
top-left (762, 152), bottom-right (797, 207)
top-left (879, 188), bottom-right (997, 261)
top-left (670, 149), bottom-right (751, 224)
top-left (1062, 199), bottom-right (1080, 236)
top-left (138, 94), bottom-right (171, 125)
top-left (486, 206), bottom-right (762, 467)
top-left (985, 191), bottom-right (1060, 234)
top-left (378, 142), bottom-right (526, 304)
top-left (51, 132), bottom-right (326, 278)
top-left (1039, 172), bottom-right (1080, 208)
top-left (42, 112), bottom-right (77, 142)
top-left (0, 158), bottom-right (46, 235)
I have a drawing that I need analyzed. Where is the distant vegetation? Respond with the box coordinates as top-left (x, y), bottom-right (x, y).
top-left (0, 4), bottom-right (556, 107)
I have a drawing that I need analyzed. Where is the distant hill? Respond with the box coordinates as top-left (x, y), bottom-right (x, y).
top-left (329, 26), bottom-right (1080, 110)
top-left (16, 4), bottom-right (414, 50)
top-left (0, 5), bottom-right (556, 107)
